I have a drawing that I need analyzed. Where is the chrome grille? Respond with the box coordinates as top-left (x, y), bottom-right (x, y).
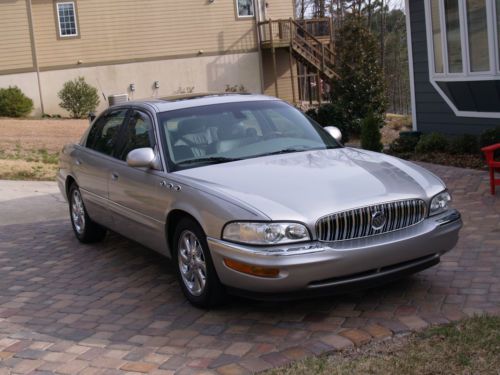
top-left (316, 199), bottom-right (427, 242)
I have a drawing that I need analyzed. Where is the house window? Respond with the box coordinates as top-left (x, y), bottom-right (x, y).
top-left (466, 0), bottom-right (490, 71)
top-left (236, 0), bottom-right (254, 18)
top-left (425, 0), bottom-right (498, 76)
top-left (57, 2), bottom-right (78, 37)
top-left (431, 0), bottom-right (444, 73)
top-left (445, 0), bottom-right (463, 72)
top-left (424, 0), bottom-right (500, 118)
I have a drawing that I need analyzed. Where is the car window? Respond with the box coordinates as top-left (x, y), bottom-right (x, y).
top-left (86, 109), bottom-right (128, 156)
top-left (117, 110), bottom-right (155, 161)
top-left (263, 107), bottom-right (311, 138)
top-left (157, 100), bottom-right (341, 170)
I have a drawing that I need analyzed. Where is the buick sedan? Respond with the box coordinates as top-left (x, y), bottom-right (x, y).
top-left (58, 94), bottom-right (462, 307)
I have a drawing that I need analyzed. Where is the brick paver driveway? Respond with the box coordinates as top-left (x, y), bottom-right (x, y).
top-left (0, 163), bottom-right (499, 375)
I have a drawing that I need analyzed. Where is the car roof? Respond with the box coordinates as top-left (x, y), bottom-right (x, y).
top-left (110, 93), bottom-right (280, 113)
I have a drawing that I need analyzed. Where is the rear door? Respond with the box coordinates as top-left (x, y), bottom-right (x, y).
top-left (73, 108), bottom-right (129, 227)
top-left (107, 109), bottom-right (171, 254)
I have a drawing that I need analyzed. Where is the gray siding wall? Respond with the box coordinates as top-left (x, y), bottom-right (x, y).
top-left (408, 0), bottom-right (499, 135)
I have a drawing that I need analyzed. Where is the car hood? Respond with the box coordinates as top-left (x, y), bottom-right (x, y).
top-left (174, 148), bottom-right (445, 222)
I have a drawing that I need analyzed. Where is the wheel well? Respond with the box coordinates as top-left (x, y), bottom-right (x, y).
top-left (166, 210), bottom-right (199, 253)
top-left (65, 176), bottom-right (76, 199)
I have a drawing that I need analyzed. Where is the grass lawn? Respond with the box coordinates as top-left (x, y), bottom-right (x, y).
top-left (265, 315), bottom-right (500, 375)
top-left (0, 118), bottom-right (87, 180)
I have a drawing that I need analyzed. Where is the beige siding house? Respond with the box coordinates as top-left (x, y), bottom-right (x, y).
top-left (0, 0), bottom-right (335, 116)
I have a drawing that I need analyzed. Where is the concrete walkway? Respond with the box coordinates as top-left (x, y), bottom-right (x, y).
top-left (0, 163), bottom-right (498, 374)
top-left (0, 181), bottom-right (67, 226)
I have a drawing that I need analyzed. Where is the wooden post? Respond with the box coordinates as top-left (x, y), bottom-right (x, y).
top-left (269, 19), bottom-right (279, 97)
top-left (330, 17), bottom-right (334, 45)
top-left (307, 72), bottom-right (312, 105)
top-left (288, 19), bottom-right (296, 104)
top-left (317, 69), bottom-right (321, 105)
top-left (289, 46), bottom-right (296, 104)
top-left (321, 44), bottom-right (325, 72)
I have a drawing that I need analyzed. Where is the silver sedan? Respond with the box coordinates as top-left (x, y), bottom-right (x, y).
top-left (57, 94), bottom-right (462, 307)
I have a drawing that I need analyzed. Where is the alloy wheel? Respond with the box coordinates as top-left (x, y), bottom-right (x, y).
top-left (177, 230), bottom-right (207, 296)
top-left (71, 189), bottom-right (85, 234)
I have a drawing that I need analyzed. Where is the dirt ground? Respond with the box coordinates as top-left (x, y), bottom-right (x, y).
top-left (0, 118), bottom-right (88, 153)
top-left (0, 118), bottom-right (88, 180)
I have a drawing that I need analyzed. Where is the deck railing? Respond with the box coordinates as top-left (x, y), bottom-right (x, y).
top-left (258, 18), bottom-right (333, 44)
top-left (296, 18), bottom-right (333, 40)
top-left (258, 18), bottom-right (336, 74)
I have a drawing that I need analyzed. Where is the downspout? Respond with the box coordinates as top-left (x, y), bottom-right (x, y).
top-left (26, 0), bottom-right (44, 115)
top-left (254, 0), bottom-right (265, 94)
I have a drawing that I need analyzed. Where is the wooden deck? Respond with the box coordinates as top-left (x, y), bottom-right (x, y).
top-left (257, 18), bottom-right (338, 104)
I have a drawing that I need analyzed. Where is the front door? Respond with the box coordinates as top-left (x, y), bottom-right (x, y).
top-left (107, 109), bottom-right (171, 254)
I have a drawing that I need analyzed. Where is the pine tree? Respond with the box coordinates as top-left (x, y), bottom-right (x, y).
top-left (331, 14), bottom-right (387, 136)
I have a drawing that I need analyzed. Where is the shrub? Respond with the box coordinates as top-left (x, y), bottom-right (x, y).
top-left (305, 108), bottom-right (317, 120)
top-left (331, 15), bottom-right (387, 136)
top-left (449, 134), bottom-right (479, 155)
top-left (479, 126), bottom-right (500, 148)
top-left (389, 131), bottom-right (421, 153)
top-left (174, 86), bottom-right (195, 94)
top-left (58, 77), bottom-right (100, 118)
top-left (360, 112), bottom-right (383, 152)
top-left (224, 84), bottom-right (247, 93)
top-left (479, 126), bottom-right (500, 158)
top-left (0, 86), bottom-right (33, 117)
top-left (305, 103), bottom-right (351, 142)
top-left (415, 133), bottom-right (448, 154)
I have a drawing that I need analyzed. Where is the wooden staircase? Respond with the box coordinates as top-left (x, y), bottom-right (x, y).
top-left (259, 18), bottom-right (338, 81)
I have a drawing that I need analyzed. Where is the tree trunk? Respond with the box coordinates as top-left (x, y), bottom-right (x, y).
top-left (380, 0), bottom-right (385, 68)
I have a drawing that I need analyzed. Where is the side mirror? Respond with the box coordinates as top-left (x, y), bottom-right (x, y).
top-left (324, 126), bottom-right (342, 143)
top-left (126, 147), bottom-right (156, 169)
top-left (88, 112), bottom-right (96, 124)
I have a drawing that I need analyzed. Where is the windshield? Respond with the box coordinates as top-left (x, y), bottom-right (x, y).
top-left (157, 100), bottom-right (341, 171)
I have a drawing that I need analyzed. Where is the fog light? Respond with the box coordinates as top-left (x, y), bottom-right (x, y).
top-left (224, 259), bottom-right (280, 278)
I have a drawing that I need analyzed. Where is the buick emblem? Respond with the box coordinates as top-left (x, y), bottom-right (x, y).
top-left (371, 211), bottom-right (386, 230)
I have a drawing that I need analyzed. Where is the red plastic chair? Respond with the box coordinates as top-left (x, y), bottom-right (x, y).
top-left (481, 143), bottom-right (500, 195)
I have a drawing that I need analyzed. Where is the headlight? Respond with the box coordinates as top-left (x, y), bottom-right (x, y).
top-left (429, 191), bottom-right (451, 216)
top-left (222, 222), bottom-right (311, 245)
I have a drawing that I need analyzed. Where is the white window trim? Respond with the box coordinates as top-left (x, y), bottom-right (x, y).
top-left (235, 0), bottom-right (255, 18)
top-left (56, 1), bottom-right (78, 38)
top-left (424, 0), bottom-right (500, 118)
top-left (405, 0), bottom-right (418, 130)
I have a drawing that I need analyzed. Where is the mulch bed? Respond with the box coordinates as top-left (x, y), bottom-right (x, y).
top-left (388, 152), bottom-right (487, 170)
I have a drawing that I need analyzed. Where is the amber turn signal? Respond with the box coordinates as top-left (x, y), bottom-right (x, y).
top-left (224, 258), bottom-right (280, 278)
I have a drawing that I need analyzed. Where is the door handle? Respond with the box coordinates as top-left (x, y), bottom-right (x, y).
top-left (111, 172), bottom-right (119, 181)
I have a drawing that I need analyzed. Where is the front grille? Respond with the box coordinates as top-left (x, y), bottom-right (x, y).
top-left (316, 199), bottom-right (427, 242)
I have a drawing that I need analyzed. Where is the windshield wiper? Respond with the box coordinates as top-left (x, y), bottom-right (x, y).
top-left (177, 156), bottom-right (242, 166)
top-left (255, 146), bottom-right (321, 158)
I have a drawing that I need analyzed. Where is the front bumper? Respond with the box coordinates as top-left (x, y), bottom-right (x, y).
top-left (208, 209), bottom-right (462, 296)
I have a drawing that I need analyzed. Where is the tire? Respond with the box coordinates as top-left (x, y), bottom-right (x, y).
top-left (68, 184), bottom-right (107, 243)
top-left (173, 217), bottom-right (225, 308)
